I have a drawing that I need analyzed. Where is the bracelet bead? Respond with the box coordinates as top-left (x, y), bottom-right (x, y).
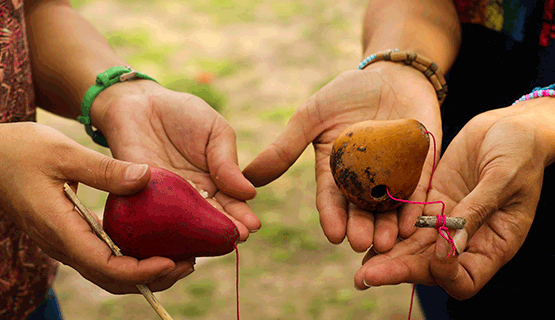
top-left (512, 83), bottom-right (555, 105)
top-left (358, 49), bottom-right (447, 104)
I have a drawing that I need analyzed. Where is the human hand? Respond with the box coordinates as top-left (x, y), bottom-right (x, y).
top-left (243, 62), bottom-right (442, 253)
top-left (0, 122), bottom-right (194, 294)
top-left (354, 98), bottom-right (555, 299)
top-left (90, 80), bottom-right (261, 240)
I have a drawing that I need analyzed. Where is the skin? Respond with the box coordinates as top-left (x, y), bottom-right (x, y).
top-left (353, 98), bottom-right (555, 300)
top-left (244, 62), bottom-right (442, 253)
top-left (0, 0), bottom-right (260, 295)
top-left (244, 0), bottom-right (461, 254)
top-left (244, 0), bottom-right (553, 301)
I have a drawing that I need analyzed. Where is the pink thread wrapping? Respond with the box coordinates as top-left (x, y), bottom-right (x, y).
top-left (383, 131), bottom-right (456, 256)
top-left (380, 131), bottom-right (457, 320)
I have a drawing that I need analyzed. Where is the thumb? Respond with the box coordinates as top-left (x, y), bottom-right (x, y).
top-left (430, 170), bottom-right (510, 299)
top-left (439, 168), bottom-right (510, 256)
top-left (59, 144), bottom-right (151, 195)
top-left (243, 113), bottom-right (314, 187)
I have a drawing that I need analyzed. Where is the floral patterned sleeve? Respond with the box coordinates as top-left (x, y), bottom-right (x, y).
top-left (454, 0), bottom-right (555, 47)
top-left (1, 0), bottom-right (59, 319)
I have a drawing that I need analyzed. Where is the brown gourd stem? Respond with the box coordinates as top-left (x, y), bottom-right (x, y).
top-left (63, 183), bottom-right (174, 320)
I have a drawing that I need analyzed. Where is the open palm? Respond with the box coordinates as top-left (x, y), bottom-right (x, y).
top-left (243, 63), bottom-right (442, 253)
top-left (354, 102), bottom-right (548, 299)
top-left (96, 83), bottom-right (262, 240)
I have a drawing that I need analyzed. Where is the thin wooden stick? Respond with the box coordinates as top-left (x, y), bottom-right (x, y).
top-left (414, 216), bottom-right (466, 230)
top-left (63, 183), bottom-right (174, 320)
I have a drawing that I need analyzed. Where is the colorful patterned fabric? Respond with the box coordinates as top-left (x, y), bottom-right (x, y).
top-left (1, 0), bottom-right (59, 319)
top-left (455, 0), bottom-right (555, 47)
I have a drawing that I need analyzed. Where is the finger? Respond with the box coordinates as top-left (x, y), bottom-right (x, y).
top-left (346, 203), bottom-right (374, 252)
top-left (360, 236), bottom-right (404, 265)
top-left (212, 192), bottom-right (259, 241)
top-left (399, 127), bottom-right (441, 238)
top-left (207, 118), bottom-right (256, 201)
top-left (64, 221), bottom-right (179, 294)
top-left (372, 210), bottom-right (398, 253)
top-left (243, 110), bottom-right (314, 187)
top-left (446, 169), bottom-right (514, 255)
top-left (354, 230), bottom-right (437, 290)
top-left (357, 254), bottom-right (432, 289)
top-left (50, 192), bottom-right (181, 293)
top-left (429, 232), bottom-right (479, 300)
top-left (398, 170), bottom-right (433, 239)
top-left (146, 261), bottom-right (196, 292)
top-left (54, 141), bottom-right (151, 195)
top-left (315, 160), bottom-right (348, 244)
top-left (398, 197), bottom-right (422, 239)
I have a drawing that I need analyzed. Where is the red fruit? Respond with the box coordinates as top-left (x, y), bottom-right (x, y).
top-left (103, 167), bottom-right (239, 261)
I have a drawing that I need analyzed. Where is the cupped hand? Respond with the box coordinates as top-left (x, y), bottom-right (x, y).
top-left (0, 122), bottom-right (194, 294)
top-left (91, 80), bottom-right (261, 240)
top-left (354, 98), bottom-right (554, 300)
top-left (242, 62), bottom-right (442, 253)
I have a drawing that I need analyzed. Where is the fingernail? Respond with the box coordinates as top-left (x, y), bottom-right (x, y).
top-left (249, 228), bottom-right (260, 234)
top-left (453, 229), bottom-right (468, 255)
top-left (126, 164), bottom-right (148, 182)
top-left (435, 235), bottom-right (450, 258)
top-left (178, 267), bottom-right (194, 280)
top-left (363, 278), bottom-right (372, 288)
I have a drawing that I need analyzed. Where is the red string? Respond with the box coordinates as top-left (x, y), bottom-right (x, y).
top-left (234, 243), bottom-right (240, 320)
top-left (408, 282), bottom-right (416, 320)
top-left (381, 131), bottom-right (456, 319)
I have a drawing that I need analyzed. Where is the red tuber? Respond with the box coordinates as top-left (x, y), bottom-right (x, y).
top-left (103, 167), bottom-right (239, 261)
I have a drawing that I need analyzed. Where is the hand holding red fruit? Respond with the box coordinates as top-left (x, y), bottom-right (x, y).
top-left (354, 99), bottom-right (555, 299)
top-left (0, 122), bottom-right (193, 294)
top-left (243, 62), bottom-right (442, 254)
top-left (90, 80), bottom-right (262, 240)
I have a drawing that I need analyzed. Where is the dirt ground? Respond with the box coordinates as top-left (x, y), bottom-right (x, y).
top-left (38, 0), bottom-right (428, 319)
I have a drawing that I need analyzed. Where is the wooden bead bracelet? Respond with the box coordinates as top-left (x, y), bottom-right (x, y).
top-left (358, 49), bottom-right (448, 105)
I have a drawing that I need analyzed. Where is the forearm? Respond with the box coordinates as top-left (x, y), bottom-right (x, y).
top-left (362, 0), bottom-right (461, 74)
top-left (25, 0), bottom-right (127, 123)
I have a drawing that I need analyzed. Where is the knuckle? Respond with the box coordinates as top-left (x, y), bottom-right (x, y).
top-left (49, 141), bottom-right (80, 178)
top-left (96, 156), bottom-right (116, 185)
top-left (268, 141), bottom-right (293, 166)
top-left (465, 202), bottom-right (492, 232)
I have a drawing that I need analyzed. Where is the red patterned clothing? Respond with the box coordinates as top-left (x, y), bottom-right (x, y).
top-left (1, 0), bottom-right (59, 319)
top-left (455, 0), bottom-right (555, 47)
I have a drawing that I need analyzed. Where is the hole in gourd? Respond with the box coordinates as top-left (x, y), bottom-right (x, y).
top-left (371, 185), bottom-right (387, 200)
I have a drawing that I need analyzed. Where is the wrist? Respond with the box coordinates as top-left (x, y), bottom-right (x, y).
top-left (359, 50), bottom-right (446, 105)
top-left (90, 79), bottom-right (162, 134)
top-left (510, 98), bottom-right (555, 166)
top-left (362, 60), bottom-right (433, 87)
top-left (361, 18), bottom-right (460, 76)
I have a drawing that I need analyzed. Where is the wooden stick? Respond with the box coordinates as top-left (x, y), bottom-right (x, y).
top-left (63, 183), bottom-right (174, 320)
top-left (414, 216), bottom-right (466, 230)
